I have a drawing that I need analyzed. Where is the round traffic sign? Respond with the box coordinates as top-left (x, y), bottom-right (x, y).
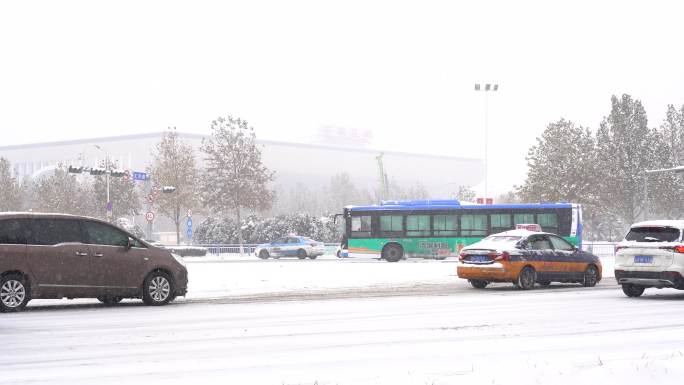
top-left (145, 211), bottom-right (155, 222)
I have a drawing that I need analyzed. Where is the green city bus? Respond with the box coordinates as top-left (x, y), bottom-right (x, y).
top-left (341, 200), bottom-right (582, 262)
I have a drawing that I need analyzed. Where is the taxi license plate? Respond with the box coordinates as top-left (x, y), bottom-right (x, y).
top-left (469, 255), bottom-right (490, 263)
top-left (634, 255), bottom-right (653, 264)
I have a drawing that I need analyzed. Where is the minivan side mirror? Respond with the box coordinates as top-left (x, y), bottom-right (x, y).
top-left (126, 237), bottom-right (135, 250)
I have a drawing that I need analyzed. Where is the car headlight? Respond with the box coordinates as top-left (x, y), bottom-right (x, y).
top-left (172, 253), bottom-right (186, 267)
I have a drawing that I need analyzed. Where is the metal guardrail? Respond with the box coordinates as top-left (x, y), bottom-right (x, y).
top-left (195, 243), bottom-right (340, 256)
top-left (582, 242), bottom-right (617, 257)
top-left (195, 242), bottom-right (616, 257)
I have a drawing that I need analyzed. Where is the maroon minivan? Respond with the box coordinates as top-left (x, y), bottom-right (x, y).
top-left (0, 212), bottom-right (188, 312)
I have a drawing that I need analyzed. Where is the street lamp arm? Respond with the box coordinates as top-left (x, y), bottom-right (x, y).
top-left (645, 165), bottom-right (684, 174)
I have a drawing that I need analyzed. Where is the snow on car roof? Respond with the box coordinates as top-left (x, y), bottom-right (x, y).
top-left (488, 229), bottom-right (548, 237)
top-left (629, 220), bottom-right (684, 229)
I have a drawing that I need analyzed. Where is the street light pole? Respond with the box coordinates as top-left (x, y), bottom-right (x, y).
top-left (643, 165), bottom-right (684, 220)
top-left (475, 83), bottom-right (498, 201)
top-left (94, 145), bottom-right (112, 222)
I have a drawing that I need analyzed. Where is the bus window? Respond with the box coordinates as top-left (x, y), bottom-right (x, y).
top-left (407, 215), bottom-right (430, 237)
top-left (461, 214), bottom-right (487, 236)
top-left (514, 213), bottom-right (535, 225)
top-left (380, 215), bottom-right (403, 237)
top-left (433, 215), bottom-right (458, 236)
top-left (538, 213), bottom-right (558, 234)
top-left (490, 214), bottom-right (512, 233)
top-left (351, 216), bottom-right (372, 238)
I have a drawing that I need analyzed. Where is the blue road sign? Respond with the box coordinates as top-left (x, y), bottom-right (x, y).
top-left (132, 171), bottom-right (148, 181)
top-left (186, 218), bottom-right (193, 228)
top-left (187, 227), bottom-right (193, 238)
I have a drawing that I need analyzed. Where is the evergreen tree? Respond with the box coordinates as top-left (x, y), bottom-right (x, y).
top-left (199, 115), bottom-right (275, 254)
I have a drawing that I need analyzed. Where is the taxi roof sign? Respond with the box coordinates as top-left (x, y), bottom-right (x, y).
top-left (516, 223), bottom-right (542, 232)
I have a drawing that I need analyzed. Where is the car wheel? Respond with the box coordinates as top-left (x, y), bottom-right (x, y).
top-left (517, 266), bottom-right (536, 290)
top-left (469, 279), bottom-right (488, 289)
top-left (622, 283), bottom-right (645, 298)
top-left (97, 296), bottom-right (123, 305)
top-left (0, 273), bottom-right (30, 312)
top-left (297, 249), bottom-right (307, 259)
top-left (258, 250), bottom-right (270, 259)
top-left (538, 281), bottom-right (551, 287)
top-left (583, 265), bottom-right (599, 287)
top-left (142, 271), bottom-right (175, 306)
top-left (336, 250), bottom-right (342, 258)
top-left (308, 255), bottom-right (318, 259)
top-left (382, 244), bottom-right (403, 262)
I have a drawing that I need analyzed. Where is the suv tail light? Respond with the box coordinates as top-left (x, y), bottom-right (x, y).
top-left (659, 245), bottom-right (684, 253)
top-left (615, 245), bottom-right (627, 253)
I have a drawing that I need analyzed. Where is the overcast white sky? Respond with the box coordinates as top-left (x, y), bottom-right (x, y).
top-left (1, 0), bottom-right (683, 195)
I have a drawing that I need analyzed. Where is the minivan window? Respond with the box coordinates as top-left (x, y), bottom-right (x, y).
top-left (30, 218), bottom-right (82, 245)
top-left (625, 227), bottom-right (681, 243)
top-left (0, 219), bottom-right (29, 244)
top-left (83, 220), bottom-right (129, 247)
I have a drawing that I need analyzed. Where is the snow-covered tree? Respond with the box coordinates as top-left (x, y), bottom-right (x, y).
top-left (324, 172), bottom-right (361, 213)
top-left (647, 105), bottom-right (684, 219)
top-left (454, 185), bottom-right (476, 202)
top-left (149, 129), bottom-right (200, 244)
top-left (35, 166), bottom-right (93, 215)
top-left (200, 115), bottom-right (275, 254)
top-left (91, 162), bottom-right (141, 220)
top-left (518, 118), bottom-right (598, 204)
top-left (0, 157), bottom-right (22, 212)
top-left (596, 95), bottom-right (657, 226)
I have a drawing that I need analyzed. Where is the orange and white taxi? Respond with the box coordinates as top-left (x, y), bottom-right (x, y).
top-left (457, 226), bottom-right (602, 290)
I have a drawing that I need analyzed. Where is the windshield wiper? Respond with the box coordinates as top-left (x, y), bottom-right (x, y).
top-left (642, 236), bottom-right (661, 242)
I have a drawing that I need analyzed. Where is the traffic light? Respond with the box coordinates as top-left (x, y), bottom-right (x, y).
top-left (161, 186), bottom-right (176, 193)
top-left (67, 165), bottom-right (84, 174)
top-left (110, 169), bottom-right (126, 177)
top-left (89, 167), bottom-right (107, 176)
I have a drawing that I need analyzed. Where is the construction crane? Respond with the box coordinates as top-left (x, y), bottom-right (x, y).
top-left (376, 153), bottom-right (389, 200)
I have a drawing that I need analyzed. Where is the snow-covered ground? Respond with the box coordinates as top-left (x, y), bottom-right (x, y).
top-left (4, 279), bottom-right (684, 385)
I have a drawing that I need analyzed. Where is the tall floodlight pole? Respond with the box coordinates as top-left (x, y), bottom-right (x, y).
top-left (643, 165), bottom-right (684, 220)
top-left (475, 83), bottom-right (498, 201)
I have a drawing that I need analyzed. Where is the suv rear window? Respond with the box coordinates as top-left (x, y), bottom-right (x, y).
top-left (625, 227), bottom-right (681, 243)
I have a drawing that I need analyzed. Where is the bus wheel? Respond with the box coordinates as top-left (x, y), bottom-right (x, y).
top-left (517, 266), bottom-right (536, 290)
top-left (382, 244), bottom-right (403, 262)
top-left (469, 280), bottom-right (488, 289)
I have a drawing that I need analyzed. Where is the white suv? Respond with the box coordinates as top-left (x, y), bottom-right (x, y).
top-left (614, 220), bottom-right (684, 297)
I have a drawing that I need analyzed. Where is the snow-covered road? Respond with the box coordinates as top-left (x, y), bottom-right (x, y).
top-left (3, 257), bottom-right (684, 385)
